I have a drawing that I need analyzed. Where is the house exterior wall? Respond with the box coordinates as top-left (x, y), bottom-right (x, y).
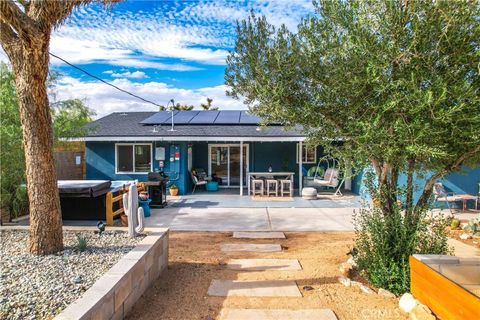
top-left (86, 141), bottom-right (190, 195)
top-left (352, 165), bottom-right (480, 209)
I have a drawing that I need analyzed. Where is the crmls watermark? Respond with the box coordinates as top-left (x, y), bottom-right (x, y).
top-left (360, 308), bottom-right (402, 319)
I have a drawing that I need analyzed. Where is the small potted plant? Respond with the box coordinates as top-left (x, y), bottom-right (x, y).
top-left (169, 184), bottom-right (179, 196)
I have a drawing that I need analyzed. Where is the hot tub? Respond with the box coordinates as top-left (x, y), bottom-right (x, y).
top-left (58, 180), bottom-right (112, 220)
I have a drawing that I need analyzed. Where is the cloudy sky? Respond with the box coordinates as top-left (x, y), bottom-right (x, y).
top-left (2, 0), bottom-right (315, 118)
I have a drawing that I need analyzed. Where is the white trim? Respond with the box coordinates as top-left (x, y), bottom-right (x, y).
top-left (299, 141), bottom-right (303, 195)
top-left (296, 143), bottom-right (317, 164)
top-left (115, 143), bottom-right (153, 174)
top-left (208, 143), bottom-right (250, 188)
top-left (80, 136), bottom-right (306, 142)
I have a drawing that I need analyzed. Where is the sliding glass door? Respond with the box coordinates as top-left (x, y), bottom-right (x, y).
top-left (209, 144), bottom-right (249, 187)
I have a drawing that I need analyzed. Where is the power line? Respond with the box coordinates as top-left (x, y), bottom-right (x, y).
top-left (49, 52), bottom-right (163, 108)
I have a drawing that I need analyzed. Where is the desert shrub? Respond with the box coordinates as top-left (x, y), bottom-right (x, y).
top-left (75, 234), bottom-right (88, 252)
top-left (353, 205), bottom-right (450, 295)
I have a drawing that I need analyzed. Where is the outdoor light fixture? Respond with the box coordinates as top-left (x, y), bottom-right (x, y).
top-left (167, 98), bottom-right (175, 131)
top-left (96, 221), bottom-right (106, 235)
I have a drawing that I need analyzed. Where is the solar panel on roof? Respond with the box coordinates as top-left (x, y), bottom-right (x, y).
top-left (168, 110), bottom-right (200, 124)
top-left (188, 110), bottom-right (219, 124)
top-left (140, 111), bottom-right (179, 124)
top-left (214, 111), bottom-right (241, 124)
top-left (239, 111), bottom-right (261, 124)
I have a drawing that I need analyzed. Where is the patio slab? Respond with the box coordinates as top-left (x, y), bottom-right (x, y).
top-left (221, 243), bottom-right (282, 252)
top-left (268, 207), bottom-right (354, 231)
top-left (227, 259), bottom-right (301, 271)
top-left (219, 309), bottom-right (338, 320)
top-left (233, 231), bottom-right (286, 239)
top-left (207, 280), bottom-right (301, 297)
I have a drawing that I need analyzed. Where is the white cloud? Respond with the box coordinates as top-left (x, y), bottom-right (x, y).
top-left (111, 71), bottom-right (148, 79)
top-left (52, 76), bottom-right (246, 118)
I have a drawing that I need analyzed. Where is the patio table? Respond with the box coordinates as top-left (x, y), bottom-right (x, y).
top-left (247, 172), bottom-right (295, 196)
top-left (452, 194), bottom-right (478, 211)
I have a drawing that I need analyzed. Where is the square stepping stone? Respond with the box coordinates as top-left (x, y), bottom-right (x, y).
top-left (227, 259), bottom-right (302, 271)
top-left (219, 309), bottom-right (338, 320)
top-left (222, 243), bottom-right (282, 252)
top-left (207, 280), bottom-right (301, 297)
top-left (233, 231), bottom-right (286, 239)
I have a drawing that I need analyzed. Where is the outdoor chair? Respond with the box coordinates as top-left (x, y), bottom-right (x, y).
top-left (252, 179), bottom-right (264, 196)
top-left (279, 179), bottom-right (292, 197)
top-left (266, 179), bottom-right (278, 197)
top-left (433, 183), bottom-right (456, 214)
top-left (190, 171), bottom-right (207, 194)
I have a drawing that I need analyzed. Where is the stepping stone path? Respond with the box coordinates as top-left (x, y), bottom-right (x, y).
top-left (227, 259), bottom-right (302, 271)
top-left (222, 243), bottom-right (282, 252)
top-left (207, 280), bottom-right (302, 297)
top-left (233, 231), bottom-right (286, 239)
top-left (209, 231), bottom-right (338, 320)
top-left (219, 308), bottom-right (338, 320)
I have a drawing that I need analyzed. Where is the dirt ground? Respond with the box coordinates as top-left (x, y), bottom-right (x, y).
top-left (449, 229), bottom-right (480, 249)
top-left (127, 232), bottom-right (407, 320)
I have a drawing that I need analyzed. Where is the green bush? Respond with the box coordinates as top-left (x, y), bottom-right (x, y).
top-left (12, 185), bottom-right (29, 218)
top-left (353, 205), bottom-right (450, 295)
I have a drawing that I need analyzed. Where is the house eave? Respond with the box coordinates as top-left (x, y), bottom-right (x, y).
top-left (75, 136), bottom-right (306, 142)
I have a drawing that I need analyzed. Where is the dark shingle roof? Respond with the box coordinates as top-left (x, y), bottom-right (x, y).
top-left (84, 112), bottom-right (304, 139)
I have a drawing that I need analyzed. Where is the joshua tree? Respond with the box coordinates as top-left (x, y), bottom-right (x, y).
top-left (0, 0), bottom-right (118, 254)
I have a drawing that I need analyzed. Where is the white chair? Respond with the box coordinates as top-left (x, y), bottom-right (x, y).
top-left (433, 183), bottom-right (457, 214)
top-left (252, 179), bottom-right (264, 196)
top-left (190, 171), bottom-right (207, 194)
top-left (279, 179), bottom-right (292, 197)
top-left (266, 179), bottom-right (278, 197)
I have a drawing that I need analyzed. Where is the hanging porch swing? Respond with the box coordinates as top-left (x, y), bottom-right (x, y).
top-left (311, 156), bottom-right (345, 196)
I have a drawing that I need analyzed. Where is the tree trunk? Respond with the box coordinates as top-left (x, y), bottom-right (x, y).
top-left (11, 34), bottom-right (63, 254)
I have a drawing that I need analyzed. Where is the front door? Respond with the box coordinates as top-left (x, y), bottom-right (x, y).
top-left (209, 144), bottom-right (248, 187)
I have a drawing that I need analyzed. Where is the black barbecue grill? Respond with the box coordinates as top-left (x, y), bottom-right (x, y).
top-left (145, 172), bottom-right (169, 207)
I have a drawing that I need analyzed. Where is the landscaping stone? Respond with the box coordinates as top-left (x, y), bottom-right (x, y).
top-left (0, 229), bottom-right (144, 320)
top-left (219, 308), bottom-right (338, 320)
top-left (338, 276), bottom-right (351, 287)
top-left (232, 231), bottom-right (286, 239)
top-left (460, 233), bottom-right (472, 240)
top-left (409, 303), bottom-right (435, 320)
top-left (221, 243), bottom-right (282, 252)
top-left (346, 256), bottom-right (357, 267)
top-left (399, 293), bottom-right (418, 313)
top-left (227, 259), bottom-right (302, 271)
top-left (207, 280), bottom-right (301, 297)
top-left (358, 284), bottom-right (374, 294)
top-left (378, 288), bottom-right (396, 298)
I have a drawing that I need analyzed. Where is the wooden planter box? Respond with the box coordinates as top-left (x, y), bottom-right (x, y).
top-left (410, 255), bottom-right (480, 320)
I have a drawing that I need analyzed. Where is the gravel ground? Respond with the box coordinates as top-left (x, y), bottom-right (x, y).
top-left (0, 229), bottom-right (145, 320)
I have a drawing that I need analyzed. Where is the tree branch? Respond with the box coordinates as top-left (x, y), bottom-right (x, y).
top-left (0, 21), bottom-right (20, 60)
top-left (0, 0), bottom-right (39, 38)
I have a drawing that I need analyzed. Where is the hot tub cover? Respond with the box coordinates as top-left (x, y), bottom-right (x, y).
top-left (58, 180), bottom-right (111, 197)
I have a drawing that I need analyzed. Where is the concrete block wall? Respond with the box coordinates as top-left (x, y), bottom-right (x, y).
top-left (56, 229), bottom-right (169, 320)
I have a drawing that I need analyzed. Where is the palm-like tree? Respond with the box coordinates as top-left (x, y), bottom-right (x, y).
top-left (0, 0), bottom-right (118, 254)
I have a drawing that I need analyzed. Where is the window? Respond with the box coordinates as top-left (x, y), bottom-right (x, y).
top-left (296, 144), bottom-right (317, 164)
top-left (116, 144), bottom-right (152, 173)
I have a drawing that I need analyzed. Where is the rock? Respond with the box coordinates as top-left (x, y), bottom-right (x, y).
top-left (410, 303), bottom-right (435, 320)
top-left (378, 288), bottom-right (396, 298)
top-left (346, 256), bottom-right (357, 267)
top-left (339, 262), bottom-right (352, 277)
top-left (338, 276), bottom-right (351, 287)
top-left (218, 261), bottom-right (227, 266)
top-left (359, 284), bottom-right (374, 294)
top-left (399, 293), bottom-right (418, 313)
top-left (72, 275), bottom-right (82, 284)
top-left (459, 233), bottom-right (472, 240)
top-left (303, 285), bottom-right (314, 291)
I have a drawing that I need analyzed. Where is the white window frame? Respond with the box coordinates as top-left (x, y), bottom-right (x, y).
top-left (296, 144), bottom-right (317, 164)
top-left (115, 143), bottom-right (153, 174)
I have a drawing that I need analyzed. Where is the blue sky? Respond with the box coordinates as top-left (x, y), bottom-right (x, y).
top-left (1, 1), bottom-right (315, 118)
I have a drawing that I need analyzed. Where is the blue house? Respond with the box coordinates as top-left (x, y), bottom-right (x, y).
top-left (83, 110), bottom-right (330, 195)
top-left (82, 110), bottom-right (479, 208)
